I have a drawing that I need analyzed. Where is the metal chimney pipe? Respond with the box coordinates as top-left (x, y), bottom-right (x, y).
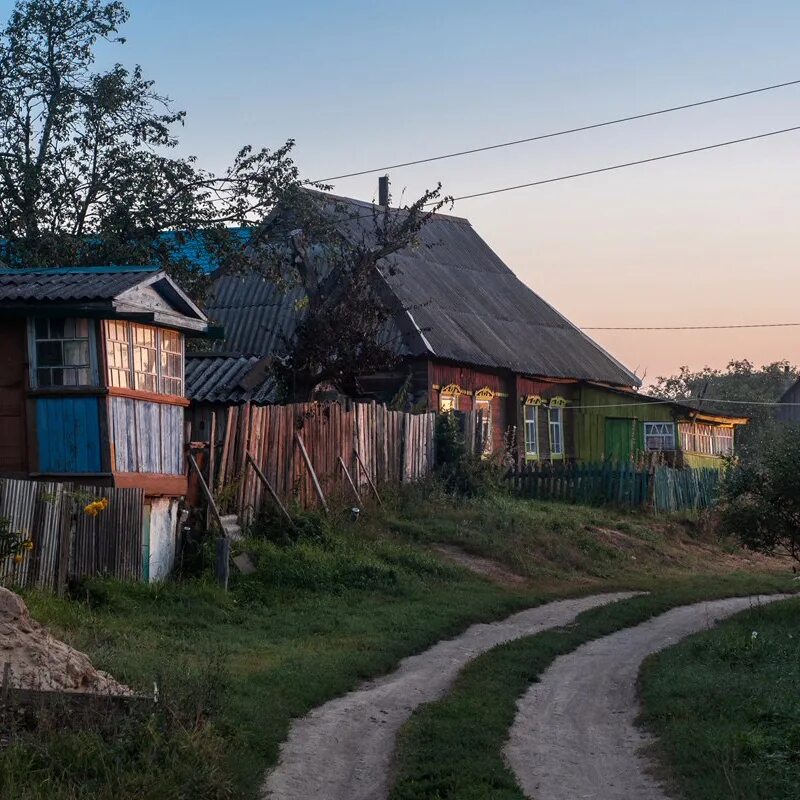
top-left (378, 174), bottom-right (390, 206)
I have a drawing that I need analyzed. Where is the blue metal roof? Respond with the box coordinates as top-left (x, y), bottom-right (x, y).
top-left (160, 228), bottom-right (252, 274)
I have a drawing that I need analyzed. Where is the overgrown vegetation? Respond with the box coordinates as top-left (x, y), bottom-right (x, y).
top-left (389, 579), bottom-right (796, 800)
top-left (1, 481), bottom-right (791, 799)
top-left (718, 425), bottom-right (800, 564)
top-left (639, 597), bottom-right (800, 800)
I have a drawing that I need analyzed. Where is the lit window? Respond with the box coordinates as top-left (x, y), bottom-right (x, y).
top-left (476, 398), bottom-right (492, 454)
top-left (644, 422), bottom-right (675, 451)
top-left (31, 318), bottom-right (93, 387)
top-left (440, 383), bottom-right (462, 412)
top-left (524, 403), bottom-right (539, 458)
top-left (548, 406), bottom-right (564, 457)
top-left (104, 321), bottom-right (184, 396)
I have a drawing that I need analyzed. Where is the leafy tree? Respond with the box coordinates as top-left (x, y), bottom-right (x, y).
top-left (650, 360), bottom-right (798, 458)
top-left (0, 0), bottom-right (300, 295)
top-left (717, 426), bottom-right (800, 564)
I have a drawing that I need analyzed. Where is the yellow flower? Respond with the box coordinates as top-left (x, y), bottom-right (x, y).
top-left (13, 553), bottom-right (23, 564)
top-left (22, 540), bottom-right (33, 550)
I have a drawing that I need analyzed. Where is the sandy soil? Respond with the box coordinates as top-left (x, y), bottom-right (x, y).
top-left (0, 587), bottom-right (128, 694)
top-left (504, 594), bottom-right (791, 800)
top-left (261, 592), bottom-right (639, 800)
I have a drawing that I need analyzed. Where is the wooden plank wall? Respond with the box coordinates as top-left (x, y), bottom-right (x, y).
top-left (0, 479), bottom-right (144, 590)
top-left (199, 402), bottom-right (436, 522)
top-left (110, 397), bottom-right (184, 475)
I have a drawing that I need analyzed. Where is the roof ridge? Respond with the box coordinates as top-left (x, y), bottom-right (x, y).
top-left (0, 265), bottom-right (160, 275)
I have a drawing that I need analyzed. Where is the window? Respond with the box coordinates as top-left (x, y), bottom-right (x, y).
top-left (439, 383), bottom-right (462, 412)
top-left (104, 321), bottom-right (184, 396)
top-left (524, 403), bottom-right (539, 459)
top-left (548, 406), bottom-right (564, 457)
top-left (106, 320), bottom-right (131, 388)
top-left (476, 399), bottom-right (492, 454)
top-left (31, 318), bottom-right (94, 387)
top-left (644, 422), bottom-right (676, 451)
top-left (679, 423), bottom-right (734, 457)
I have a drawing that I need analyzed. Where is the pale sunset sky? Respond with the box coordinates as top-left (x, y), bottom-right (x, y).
top-left (4, 0), bottom-right (799, 382)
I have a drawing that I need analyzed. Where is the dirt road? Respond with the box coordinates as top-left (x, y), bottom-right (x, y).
top-left (261, 591), bottom-right (638, 800)
top-left (505, 594), bottom-right (790, 800)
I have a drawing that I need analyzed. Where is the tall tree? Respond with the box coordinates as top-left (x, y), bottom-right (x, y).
top-left (0, 0), bottom-right (300, 295)
top-left (650, 359), bottom-right (798, 458)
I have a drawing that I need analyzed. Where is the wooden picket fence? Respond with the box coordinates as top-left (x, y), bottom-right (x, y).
top-left (0, 479), bottom-right (144, 590)
top-left (507, 461), bottom-right (721, 513)
top-left (192, 401), bottom-right (436, 524)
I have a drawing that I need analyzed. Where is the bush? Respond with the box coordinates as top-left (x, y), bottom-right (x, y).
top-left (717, 426), bottom-right (800, 563)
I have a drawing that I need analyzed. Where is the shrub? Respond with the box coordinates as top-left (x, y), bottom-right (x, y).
top-left (717, 426), bottom-right (800, 563)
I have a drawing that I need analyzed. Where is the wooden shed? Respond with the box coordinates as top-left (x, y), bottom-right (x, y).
top-left (0, 266), bottom-right (211, 580)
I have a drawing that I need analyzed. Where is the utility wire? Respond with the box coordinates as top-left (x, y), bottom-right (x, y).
top-left (440, 124), bottom-right (800, 203)
top-left (314, 78), bottom-right (800, 183)
top-left (583, 322), bottom-right (800, 331)
top-left (558, 398), bottom-right (799, 410)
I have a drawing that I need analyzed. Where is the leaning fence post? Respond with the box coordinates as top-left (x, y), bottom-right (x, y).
top-left (215, 538), bottom-right (231, 591)
top-left (338, 456), bottom-right (363, 506)
top-left (354, 448), bottom-right (383, 506)
top-left (245, 451), bottom-right (293, 526)
top-left (295, 432), bottom-right (329, 514)
top-left (188, 453), bottom-right (227, 536)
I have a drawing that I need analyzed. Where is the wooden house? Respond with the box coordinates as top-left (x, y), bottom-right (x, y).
top-left (187, 190), bottom-right (745, 466)
top-left (777, 376), bottom-right (800, 424)
top-left (0, 266), bottom-right (210, 579)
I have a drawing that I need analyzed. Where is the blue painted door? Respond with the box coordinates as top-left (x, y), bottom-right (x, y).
top-left (36, 396), bottom-right (102, 473)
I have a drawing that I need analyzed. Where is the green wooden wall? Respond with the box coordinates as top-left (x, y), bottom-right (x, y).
top-left (574, 385), bottom-right (675, 462)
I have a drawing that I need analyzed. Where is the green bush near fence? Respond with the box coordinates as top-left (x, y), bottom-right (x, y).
top-left (508, 462), bottom-right (721, 513)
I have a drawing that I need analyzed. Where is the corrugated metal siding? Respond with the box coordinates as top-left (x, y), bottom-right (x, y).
top-left (36, 397), bottom-right (102, 473)
top-left (0, 478), bottom-right (144, 589)
top-left (110, 397), bottom-right (183, 474)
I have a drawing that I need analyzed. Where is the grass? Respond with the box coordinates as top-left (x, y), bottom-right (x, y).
top-left (389, 575), bottom-right (797, 800)
top-left (0, 484), bottom-right (792, 799)
top-left (639, 596), bottom-right (800, 800)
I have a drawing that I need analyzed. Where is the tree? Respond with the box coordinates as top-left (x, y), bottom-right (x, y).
top-left (717, 425), bottom-right (800, 565)
top-left (252, 185), bottom-right (450, 400)
top-left (0, 0), bottom-right (301, 296)
top-left (650, 360), bottom-right (798, 458)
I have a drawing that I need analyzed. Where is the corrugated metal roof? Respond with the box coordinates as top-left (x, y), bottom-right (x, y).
top-left (186, 354), bottom-right (278, 403)
top-left (0, 266), bottom-right (159, 302)
top-left (200, 190), bottom-right (639, 389)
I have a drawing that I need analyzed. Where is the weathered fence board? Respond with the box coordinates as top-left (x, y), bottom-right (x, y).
top-left (0, 479), bottom-right (144, 590)
top-left (193, 402), bottom-right (436, 523)
top-left (508, 461), bottom-right (721, 513)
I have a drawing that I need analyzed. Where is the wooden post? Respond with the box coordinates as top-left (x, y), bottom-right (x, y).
top-left (295, 432), bottom-right (329, 513)
top-left (188, 453), bottom-right (227, 536)
top-left (354, 448), bottom-right (383, 506)
top-left (245, 451), bottom-right (294, 526)
top-left (338, 455), bottom-right (362, 505)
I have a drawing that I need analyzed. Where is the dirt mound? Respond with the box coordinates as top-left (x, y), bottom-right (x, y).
top-left (0, 588), bottom-right (129, 695)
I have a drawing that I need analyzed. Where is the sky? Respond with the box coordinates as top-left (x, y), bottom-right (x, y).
top-left (3, 0), bottom-right (799, 382)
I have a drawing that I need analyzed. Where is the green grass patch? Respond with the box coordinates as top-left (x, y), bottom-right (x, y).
top-left (639, 596), bottom-right (800, 800)
top-left (0, 486), bottom-right (791, 800)
top-left (389, 575), bottom-right (796, 800)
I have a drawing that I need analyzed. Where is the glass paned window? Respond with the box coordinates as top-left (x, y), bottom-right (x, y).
top-left (32, 317), bottom-right (93, 387)
top-left (106, 320), bottom-right (132, 388)
top-left (160, 329), bottom-right (183, 395)
top-left (105, 322), bottom-right (184, 396)
top-left (524, 404), bottom-right (539, 458)
top-left (476, 399), bottom-right (492, 455)
top-left (644, 422), bottom-right (676, 451)
top-left (132, 324), bottom-right (158, 392)
top-left (714, 427), bottom-right (734, 456)
top-left (440, 393), bottom-right (458, 412)
top-left (548, 406), bottom-right (564, 457)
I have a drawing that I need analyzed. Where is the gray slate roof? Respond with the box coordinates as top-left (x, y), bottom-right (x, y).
top-left (196, 191), bottom-right (639, 396)
top-left (186, 354), bottom-right (277, 404)
top-left (0, 266), bottom-right (158, 302)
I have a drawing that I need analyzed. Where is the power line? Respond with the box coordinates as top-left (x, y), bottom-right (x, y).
top-left (560, 398), bottom-right (798, 410)
top-left (314, 78), bottom-right (800, 183)
top-left (583, 322), bottom-right (800, 331)
top-left (440, 124), bottom-right (800, 203)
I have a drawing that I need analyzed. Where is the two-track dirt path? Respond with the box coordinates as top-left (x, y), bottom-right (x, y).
top-left (261, 591), bottom-right (638, 800)
top-left (505, 594), bottom-right (791, 800)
